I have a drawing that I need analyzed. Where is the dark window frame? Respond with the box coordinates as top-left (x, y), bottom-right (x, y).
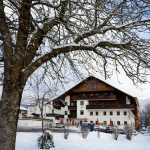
top-left (124, 121), bottom-right (127, 125)
top-left (117, 121), bottom-right (120, 125)
top-left (96, 112), bottom-right (98, 116)
top-left (80, 110), bottom-right (84, 115)
top-left (117, 111), bottom-right (120, 116)
top-left (103, 111), bottom-right (106, 116)
top-left (90, 111), bottom-right (93, 116)
top-left (124, 111), bottom-right (127, 115)
top-left (65, 111), bottom-right (68, 115)
top-left (104, 121), bottom-right (107, 125)
top-left (80, 101), bottom-right (84, 106)
top-left (110, 111), bottom-right (113, 115)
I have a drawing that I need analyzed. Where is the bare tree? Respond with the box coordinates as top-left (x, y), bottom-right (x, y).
top-left (64, 121), bottom-right (70, 139)
top-left (140, 103), bottom-right (150, 127)
top-left (0, 0), bottom-right (150, 149)
top-left (124, 125), bottom-right (133, 140)
top-left (112, 126), bottom-right (119, 140)
top-left (27, 73), bottom-right (60, 132)
top-left (97, 125), bottom-right (101, 139)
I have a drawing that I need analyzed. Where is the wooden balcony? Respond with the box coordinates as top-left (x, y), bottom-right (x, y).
top-left (71, 94), bottom-right (117, 100)
top-left (86, 104), bottom-right (134, 109)
top-left (53, 105), bottom-right (61, 109)
top-left (68, 114), bottom-right (77, 118)
top-left (46, 113), bottom-right (64, 117)
top-left (68, 106), bottom-right (77, 110)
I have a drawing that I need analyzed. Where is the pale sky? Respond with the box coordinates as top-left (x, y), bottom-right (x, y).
top-left (103, 73), bottom-right (150, 100)
top-left (0, 68), bottom-right (150, 109)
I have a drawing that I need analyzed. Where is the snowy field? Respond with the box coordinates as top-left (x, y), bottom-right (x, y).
top-left (15, 131), bottom-right (150, 150)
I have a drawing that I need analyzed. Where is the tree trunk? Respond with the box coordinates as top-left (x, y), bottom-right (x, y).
top-left (0, 83), bottom-right (24, 150)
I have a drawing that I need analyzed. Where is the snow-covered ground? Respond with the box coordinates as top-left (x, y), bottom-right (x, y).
top-left (15, 131), bottom-right (150, 150)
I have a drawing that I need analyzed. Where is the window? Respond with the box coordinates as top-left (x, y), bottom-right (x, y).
top-left (71, 102), bottom-right (74, 106)
top-left (110, 111), bottom-right (113, 115)
top-left (117, 111), bottom-right (120, 116)
top-left (80, 101), bottom-right (84, 106)
top-left (52, 109), bottom-right (54, 114)
top-left (85, 83), bottom-right (99, 89)
top-left (64, 111), bottom-right (68, 115)
top-left (80, 110), bottom-right (84, 115)
top-left (126, 96), bottom-right (130, 104)
top-left (117, 121), bottom-right (120, 125)
top-left (124, 121), bottom-right (127, 125)
top-left (65, 102), bottom-right (68, 106)
top-left (104, 93), bottom-right (108, 96)
top-left (83, 94), bottom-right (86, 97)
top-left (90, 111), bottom-right (93, 116)
top-left (124, 111), bottom-right (127, 115)
top-left (46, 113), bottom-right (52, 117)
top-left (96, 112), bottom-right (98, 116)
top-left (103, 111), bottom-right (106, 115)
top-left (104, 121), bottom-right (107, 125)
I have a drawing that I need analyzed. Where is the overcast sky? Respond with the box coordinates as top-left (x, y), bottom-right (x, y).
top-left (0, 69), bottom-right (149, 109)
top-left (103, 73), bottom-right (150, 101)
top-left (1, 70), bottom-right (150, 101)
top-left (61, 70), bottom-right (150, 102)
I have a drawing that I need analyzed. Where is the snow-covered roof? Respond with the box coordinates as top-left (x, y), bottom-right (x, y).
top-left (51, 76), bottom-right (138, 102)
top-left (20, 106), bottom-right (28, 111)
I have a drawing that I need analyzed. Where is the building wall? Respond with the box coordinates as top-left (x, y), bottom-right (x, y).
top-left (18, 119), bottom-right (42, 127)
top-left (18, 119), bottom-right (52, 127)
top-left (67, 96), bottom-right (136, 128)
top-left (27, 101), bottom-right (64, 122)
top-left (77, 100), bottom-right (89, 119)
top-left (27, 104), bottom-right (41, 116)
top-left (85, 109), bottom-right (135, 127)
top-left (64, 95), bottom-right (70, 119)
top-left (19, 110), bottom-right (27, 118)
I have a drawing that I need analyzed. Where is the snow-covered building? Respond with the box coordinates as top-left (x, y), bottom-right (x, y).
top-left (27, 102), bottom-right (41, 118)
top-left (52, 76), bottom-right (140, 129)
top-left (27, 99), bottom-right (65, 122)
top-left (19, 106), bottom-right (28, 118)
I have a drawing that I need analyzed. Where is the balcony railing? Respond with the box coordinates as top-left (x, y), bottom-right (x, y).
top-left (71, 94), bottom-right (117, 100)
top-left (68, 114), bottom-right (77, 118)
top-left (68, 106), bottom-right (77, 110)
top-left (46, 113), bottom-right (64, 117)
top-left (86, 104), bottom-right (134, 109)
top-left (53, 105), bottom-right (61, 109)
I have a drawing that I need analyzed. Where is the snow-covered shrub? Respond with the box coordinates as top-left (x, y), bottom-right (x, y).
top-left (64, 122), bottom-right (70, 139)
top-left (124, 125), bottom-right (133, 140)
top-left (64, 128), bottom-right (69, 139)
top-left (81, 122), bottom-right (90, 138)
top-left (81, 128), bottom-right (89, 139)
top-left (37, 130), bottom-right (55, 149)
top-left (97, 126), bottom-right (101, 139)
top-left (112, 127), bottom-right (119, 140)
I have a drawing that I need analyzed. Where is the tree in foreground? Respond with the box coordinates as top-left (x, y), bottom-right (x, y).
top-left (0, 0), bottom-right (150, 149)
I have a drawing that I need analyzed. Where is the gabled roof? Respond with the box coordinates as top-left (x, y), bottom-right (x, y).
top-left (48, 76), bottom-right (138, 105)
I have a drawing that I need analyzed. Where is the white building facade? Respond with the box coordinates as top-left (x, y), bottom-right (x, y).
top-left (64, 97), bottom-right (135, 127)
top-left (58, 76), bottom-right (140, 129)
top-left (27, 76), bottom-right (140, 128)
